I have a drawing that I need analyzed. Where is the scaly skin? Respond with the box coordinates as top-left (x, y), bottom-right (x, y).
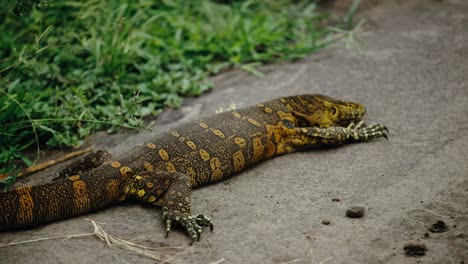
top-left (0, 94), bottom-right (387, 242)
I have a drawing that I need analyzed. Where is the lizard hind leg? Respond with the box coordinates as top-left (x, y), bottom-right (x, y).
top-left (52, 150), bottom-right (113, 181)
top-left (124, 171), bottom-right (213, 244)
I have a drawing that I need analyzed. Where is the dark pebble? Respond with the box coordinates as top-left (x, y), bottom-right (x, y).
top-left (346, 206), bottom-right (365, 218)
top-left (403, 242), bottom-right (427, 256)
top-left (429, 220), bottom-right (448, 233)
top-left (322, 220), bottom-right (330, 225)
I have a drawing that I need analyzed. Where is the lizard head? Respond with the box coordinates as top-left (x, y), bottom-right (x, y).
top-left (284, 94), bottom-right (366, 127)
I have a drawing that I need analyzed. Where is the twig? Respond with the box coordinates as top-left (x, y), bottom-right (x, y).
top-left (209, 259), bottom-right (225, 264)
top-left (0, 232), bottom-right (95, 248)
top-left (0, 147), bottom-right (94, 180)
top-left (0, 219), bottom-right (185, 263)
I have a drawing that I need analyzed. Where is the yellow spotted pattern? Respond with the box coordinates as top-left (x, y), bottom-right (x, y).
top-left (276, 110), bottom-right (295, 123)
top-left (186, 167), bottom-right (196, 186)
top-left (247, 118), bottom-right (262, 127)
top-left (252, 137), bottom-right (265, 163)
top-left (234, 137), bottom-right (246, 148)
top-left (143, 162), bottom-right (154, 171)
top-left (106, 179), bottom-right (120, 200)
top-left (120, 166), bottom-right (133, 178)
top-left (111, 161), bottom-right (121, 168)
top-left (209, 157), bottom-right (221, 170)
top-left (128, 187), bottom-right (136, 195)
top-left (158, 149), bottom-right (169, 161)
top-left (276, 110), bottom-right (290, 119)
top-left (16, 187), bottom-right (33, 226)
top-left (170, 131), bottom-right (180, 137)
top-left (186, 140), bottom-right (197, 150)
top-left (137, 189), bottom-right (146, 197)
top-left (210, 157), bottom-right (223, 182)
top-left (232, 111), bottom-right (241, 118)
top-left (124, 185), bottom-right (131, 194)
top-left (199, 122), bottom-right (209, 129)
top-left (233, 150), bottom-right (245, 173)
top-left (146, 143), bottom-right (156, 149)
top-left (209, 128), bottom-right (225, 138)
top-left (199, 149), bottom-right (210, 161)
top-left (72, 180), bottom-right (90, 213)
top-left (186, 167), bottom-right (195, 178)
top-left (264, 107), bottom-right (273, 113)
top-left (68, 175), bottom-right (80, 181)
top-left (265, 124), bottom-right (278, 159)
top-left (165, 162), bottom-right (177, 172)
top-left (298, 96), bottom-right (308, 105)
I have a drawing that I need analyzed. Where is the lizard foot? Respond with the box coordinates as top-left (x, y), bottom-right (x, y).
top-left (163, 207), bottom-right (213, 244)
top-left (347, 122), bottom-right (388, 141)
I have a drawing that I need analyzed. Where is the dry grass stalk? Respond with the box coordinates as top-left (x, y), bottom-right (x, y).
top-left (0, 219), bottom-right (185, 263)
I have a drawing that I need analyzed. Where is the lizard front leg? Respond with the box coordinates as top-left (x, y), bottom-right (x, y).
top-left (290, 122), bottom-right (388, 148)
top-left (123, 171), bottom-right (213, 243)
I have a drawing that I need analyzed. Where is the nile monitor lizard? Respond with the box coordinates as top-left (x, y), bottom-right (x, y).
top-left (0, 94), bottom-right (387, 242)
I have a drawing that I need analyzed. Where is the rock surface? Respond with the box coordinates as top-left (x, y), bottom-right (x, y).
top-left (1, 0), bottom-right (467, 263)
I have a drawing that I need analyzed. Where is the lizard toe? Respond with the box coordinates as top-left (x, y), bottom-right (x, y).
top-left (162, 208), bottom-right (212, 243)
top-left (350, 123), bottom-right (388, 141)
top-left (194, 214), bottom-right (214, 231)
top-left (165, 218), bottom-right (172, 238)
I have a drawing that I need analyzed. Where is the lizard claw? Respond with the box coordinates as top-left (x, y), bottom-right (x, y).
top-left (194, 214), bottom-right (214, 232)
top-left (347, 123), bottom-right (388, 141)
top-left (382, 133), bottom-right (388, 140)
top-left (162, 208), bottom-right (213, 244)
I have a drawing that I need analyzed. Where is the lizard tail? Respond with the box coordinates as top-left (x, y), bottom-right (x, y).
top-left (0, 174), bottom-right (123, 231)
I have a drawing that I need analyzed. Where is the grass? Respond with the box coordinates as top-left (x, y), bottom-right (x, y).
top-left (0, 0), bottom-right (358, 178)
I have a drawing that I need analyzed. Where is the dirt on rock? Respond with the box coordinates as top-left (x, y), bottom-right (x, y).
top-left (429, 220), bottom-right (449, 233)
top-left (345, 206), bottom-right (366, 218)
top-left (403, 241), bottom-right (427, 257)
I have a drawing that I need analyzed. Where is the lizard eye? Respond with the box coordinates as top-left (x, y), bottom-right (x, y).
top-left (330, 107), bottom-right (337, 116)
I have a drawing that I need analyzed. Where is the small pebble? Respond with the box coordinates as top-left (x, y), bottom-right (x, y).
top-left (429, 220), bottom-right (448, 233)
top-left (346, 206), bottom-right (365, 218)
top-left (322, 220), bottom-right (330, 225)
top-left (332, 198), bottom-right (341, 202)
top-left (403, 242), bottom-right (427, 256)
